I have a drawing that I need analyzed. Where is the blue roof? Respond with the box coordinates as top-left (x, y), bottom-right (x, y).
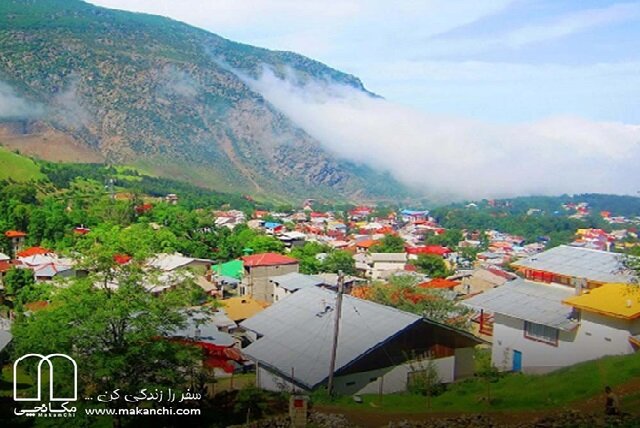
top-left (401, 209), bottom-right (428, 216)
top-left (264, 222), bottom-right (282, 229)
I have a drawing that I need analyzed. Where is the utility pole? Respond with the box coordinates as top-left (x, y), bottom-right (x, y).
top-left (327, 270), bottom-right (345, 397)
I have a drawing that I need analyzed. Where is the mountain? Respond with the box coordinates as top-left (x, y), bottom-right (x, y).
top-left (0, 0), bottom-right (408, 201)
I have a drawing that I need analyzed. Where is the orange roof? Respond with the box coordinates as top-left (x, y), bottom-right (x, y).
top-left (241, 253), bottom-right (298, 268)
top-left (417, 278), bottom-right (460, 289)
top-left (356, 239), bottom-right (379, 249)
top-left (24, 301), bottom-right (49, 312)
top-left (17, 247), bottom-right (52, 258)
top-left (5, 230), bottom-right (27, 238)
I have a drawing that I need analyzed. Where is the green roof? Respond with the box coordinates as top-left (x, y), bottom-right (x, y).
top-left (213, 260), bottom-right (244, 279)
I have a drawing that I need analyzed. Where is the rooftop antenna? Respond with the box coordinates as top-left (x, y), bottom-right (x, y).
top-left (327, 270), bottom-right (345, 397)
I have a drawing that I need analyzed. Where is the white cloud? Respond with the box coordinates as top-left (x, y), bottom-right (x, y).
top-left (244, 69), bottom-right (640, 199)
top-left (421, 2), bottom-right (640, 57)
top-left (0, 82), bottom-right (44, 119)
top-left (506, 2), bottom-right (640, 47)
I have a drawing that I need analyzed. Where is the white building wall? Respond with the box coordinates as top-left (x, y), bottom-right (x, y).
top-left (255, 351), bottom-right (477, 396)
top-left (372, 262), bottom-right (406, 280)
top-left (272, 284), bottom-right (291, 303)
top-left (491, 312), bottom-right (638, 374)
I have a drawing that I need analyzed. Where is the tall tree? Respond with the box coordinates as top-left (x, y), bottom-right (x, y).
top-left (372, 234), bottom-right (405, 253)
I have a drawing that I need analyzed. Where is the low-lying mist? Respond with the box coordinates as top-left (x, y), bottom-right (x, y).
top-left (245, 69), bottom-right (640, 200)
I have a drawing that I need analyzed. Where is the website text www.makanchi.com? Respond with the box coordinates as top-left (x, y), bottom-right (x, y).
top-left (84, 407), bottom-right (201, 416)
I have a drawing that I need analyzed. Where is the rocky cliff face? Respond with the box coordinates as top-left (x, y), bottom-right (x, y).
top-left (0, 0), bottom-right (408, 200)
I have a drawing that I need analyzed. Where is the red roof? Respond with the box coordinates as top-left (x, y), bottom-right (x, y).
top-left (135, 203), bottom-right (154, 214)
top-left (0, 260), bottom-right (19, 273)
top-left (418, 278), bottom-right (460, 289)
top-left (310, 212), bottom-right (328, 218)
top-left (486, 266), bottom-right (516, 280)
top-left (5, 230), bottom-right (27, 238)
top-left (404, 264), bottom-right (417, 272)
top-left (241, 253), bottom-right (298, 268)
top-left (405, 245), bottom-right (451, 256)
top-left (113, 254), bottom-right (133, 265)
top-left (17, 247), bottom-right (52, 258)
top-left (74, 227), bottom-right (91, 235)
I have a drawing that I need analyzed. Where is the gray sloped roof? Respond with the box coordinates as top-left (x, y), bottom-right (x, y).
top-left (0, 330), bottom-right (11, 353)
top-left (170, 311), bottom-right (235, 347)
top-left (463, 278), bottom-right (578, 331)
top-left (269, 272), bottom-right (326, 292)
top-left (511, 245), bottom-right (635, 283)
top-left (240, 287), bottom-right (422, 389)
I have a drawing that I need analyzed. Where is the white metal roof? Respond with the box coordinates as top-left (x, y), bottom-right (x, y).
top-left (463, 278), bottom-right (578, 331)
top-left (240, 287), bottom-right (421, 389)
top-left (512, 245), bottom-right (635, 283)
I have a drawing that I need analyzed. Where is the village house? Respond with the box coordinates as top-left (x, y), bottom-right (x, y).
top-left (4, 230), bottom-right (27, 256)
top-left (400, 209), bottom-right (429, 223)
top-left (241, 286), bottom-right (481, 395)
top-left (240, 253), bottom-right (299, 303)
top-left (464, 278), bottom-right (640, 374)
top-left (511, 245), bottom-right (634, 288)
top-left (369, 252), bottom-right (408, 280)
top-left (269, 272), bottom-right (328, 302)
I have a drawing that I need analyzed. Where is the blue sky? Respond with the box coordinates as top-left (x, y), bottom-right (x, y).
top-left (88, 0), bottom-right (640, 124)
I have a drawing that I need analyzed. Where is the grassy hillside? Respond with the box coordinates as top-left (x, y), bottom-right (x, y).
top-left (0, 146), bottom-right (44, 181)
top-left (318, 352), bottom-right (640, 413)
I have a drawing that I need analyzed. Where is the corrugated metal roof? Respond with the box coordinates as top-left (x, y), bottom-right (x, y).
top-left (463, 278), bottom-right (578, 331)
top-left (171, 311), bottom-right (235, 347)
top-left (240, 287), bottom-right (421, 389)
top-left (269, 272), bottom-right (326, 292)
top-left (512, 245), bottom-right (635, 283)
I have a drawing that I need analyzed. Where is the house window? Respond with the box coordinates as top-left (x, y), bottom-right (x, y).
top-left (524, 321), bottom-right (558, 346)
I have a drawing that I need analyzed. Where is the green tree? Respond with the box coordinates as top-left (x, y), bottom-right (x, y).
top-left (245, 235), bottom-right (285, 254)
top-left (4, 267), bottom-right (35, 296)
top-left (412, 254), bottom-right (451, 278)
top-left (407, 354), bottom-right (442, 409)
top-left (372, 234), bottom-right (405, 253)
top-left (322, 250), bottom-right (356, 275)
top-left (290, 242), bottom-right (330, 274)
top-left (11, 256), bottom-right (202, 426)
top-left (426, 229), bottom-right (463, 249)
top-left (366, 278), bottom-right (470, 330)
